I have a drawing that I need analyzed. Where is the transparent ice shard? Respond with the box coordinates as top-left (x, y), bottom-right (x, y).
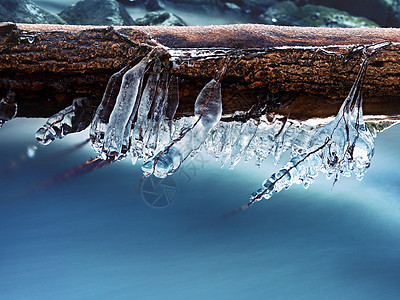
top-left (228, 119), bottom-right (258, 168)
top-left (161, 76), bottom-right (180, 140)
top-left (141, 70), bottom-right (169, 159)
top-left (36, 97), bottom-right (95, 145)
top-left (142, 79), bottom-right (222, 178)
top-left (147, 75), bottom-right (181, 163)
top-left (130, 62), bottom-right (162, 163)
top-left (205, 114), bottom-right (312, 169)
top-left (90, 65), bottom-right (129, 154)
top-left (89, 55), bottom-right (177, 164)
top-left (0, 90), bottom-right (17, 128)
top-left (249, 56), bottom-right (375, 205)
top-left (101, 58), bottom-right (148, 160)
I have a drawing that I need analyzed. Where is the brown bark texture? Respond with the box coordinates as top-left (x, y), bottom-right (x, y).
top-left (1, 22), bottom-right (400, 119)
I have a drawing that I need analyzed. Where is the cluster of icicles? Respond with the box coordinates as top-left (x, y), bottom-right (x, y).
top-left (34, 49), bottom-right (375, 208)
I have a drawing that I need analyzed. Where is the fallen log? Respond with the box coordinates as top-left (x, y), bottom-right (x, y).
top-left (1, 22), bottom-right (400, 119)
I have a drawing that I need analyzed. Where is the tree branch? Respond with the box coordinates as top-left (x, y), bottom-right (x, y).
top-left (1, 22), bottom-right (400, 119)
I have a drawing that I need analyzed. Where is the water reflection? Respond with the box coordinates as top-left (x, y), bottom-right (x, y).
top-left (0, 117), bottom-right (400, 299)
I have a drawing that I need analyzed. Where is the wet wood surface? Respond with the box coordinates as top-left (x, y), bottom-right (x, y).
top-left (1, 22), bottom-right (400, 118)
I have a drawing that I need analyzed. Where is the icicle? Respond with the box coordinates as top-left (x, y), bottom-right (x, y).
top-left (0, 90), bottom-right (17, 128)
top-left (206, 122), bottom-right (230, 159)
top-left (101, 57), bottom-right (148, 160)
top-left (36, 97), bottom-right (95, 145)
top-left (90, 65), bottom-right (130, 154)
top-left (154, 75), bottom-right (181, 162)
top-left (229, 119), bottom-right (258, 168)
top-left (142, 79), bottom-right (222, 178)
top-left (249, 56), bottom-right (375, 205)
top-left (142, 70), bottom-right (169, 159)
top-left (253, 118), bottom-right (283, 166)
top-left (219, 122), bottom-right (242, 168)
top-left (129, 61), bottom-right (162, 164)
top-left (194, 79), bottom-right (223, 129)
top-left (162, 75), bottom-right (180, 139)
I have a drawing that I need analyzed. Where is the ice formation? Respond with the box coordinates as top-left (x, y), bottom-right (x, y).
top-left (248, 55), bottom-right (375, 206)
top-left (36, 97), bottom-right (96, 145)
top-left (87, 50), bottom-right (224, 178)
top-left (90, 65), bottom-right (130, 154)
top-left (29, 45), bottom-right (384, 208)
top-left (142, 79), bottom-right (222, 178)
top-left (89, 54), bottom-right (176, 162)
top-left (0, 90), bottom-right (17, 128)
top-left (102, 58), bottom-right (148, 160)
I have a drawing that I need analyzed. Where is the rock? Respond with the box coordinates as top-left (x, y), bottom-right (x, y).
top-left (222, 2), bottom-right (243, 14)
top-left (300, 4), bottom-right (379, 27)
top-left (259, 1), bottom-right (299, 25)
top-left (144, 0), bottom-right (163, 11)
top-left (59, 0), bottom-right (134, 26)
top-left (233, 0), bottom-right (277, 15)
top-left (304, 0), bottom-right (400, 27)
top-left (164, 0), bottom-right (276, 15)
top-left (134, 11), bottom-right (187, 26)
top-left (0, 0), bottom-right (65, 24)
top-left (117, 0), bottom-right (163, 11)
top-left (259, 2), bottom-right (379, 28)
top-left (162, 0), bottom-right (221, 14)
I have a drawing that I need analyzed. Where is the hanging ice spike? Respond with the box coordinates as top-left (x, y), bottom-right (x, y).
top-left (248, 52), bottom-right (375, 207)
top-left (101, 57), bottom-right (148, 160)
top-left (142, 79), bottom-right (222, 178)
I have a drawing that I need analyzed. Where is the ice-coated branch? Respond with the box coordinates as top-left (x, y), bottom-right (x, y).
top-left (247, 51), bottom-right (375, 207)
top-left (2, 23), bottom-right (400, 119)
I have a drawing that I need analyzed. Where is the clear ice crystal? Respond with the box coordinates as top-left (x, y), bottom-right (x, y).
top-left (36, 97), bottom-right (94, 145)
top-left (142, 79), bottom-right (222, 178)
top-left (102, 59), bottom-right (148, 160)
top-left (83, 49), bottom-right (377, 205)
top-left (206, 115), bottom-right (312, 168)
top-left (141, 70), bottom-right (169, 159)
top-left (250, 57), bottom-right (374, 204)
top-left (89, 56), bottom-right (182, 166)
top-left (0, 90), bottom-right (17, 128)
top-left (90, 65), bottom-right (129, 154)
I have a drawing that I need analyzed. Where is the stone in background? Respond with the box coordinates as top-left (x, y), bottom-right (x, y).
top-left (298, 0), bottom-right (400, 27)
top-left (134, 10), bottom-right (187, 25)
top-left (0, 0), bottom-right (65, 24)
top-left (259, 1), bottom-right (379, 27)
top-left (59, 0), bottom-right (135, 26)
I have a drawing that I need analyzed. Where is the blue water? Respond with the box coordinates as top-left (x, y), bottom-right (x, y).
top-left (1, 118), bottom-right (400, 299)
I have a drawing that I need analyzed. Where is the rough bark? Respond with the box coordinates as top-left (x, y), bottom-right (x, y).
top-left (1, 22), bottom-right (400, 119)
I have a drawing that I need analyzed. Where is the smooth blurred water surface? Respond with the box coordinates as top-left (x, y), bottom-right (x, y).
top-left (0, 118), bottom-right (399, 299)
